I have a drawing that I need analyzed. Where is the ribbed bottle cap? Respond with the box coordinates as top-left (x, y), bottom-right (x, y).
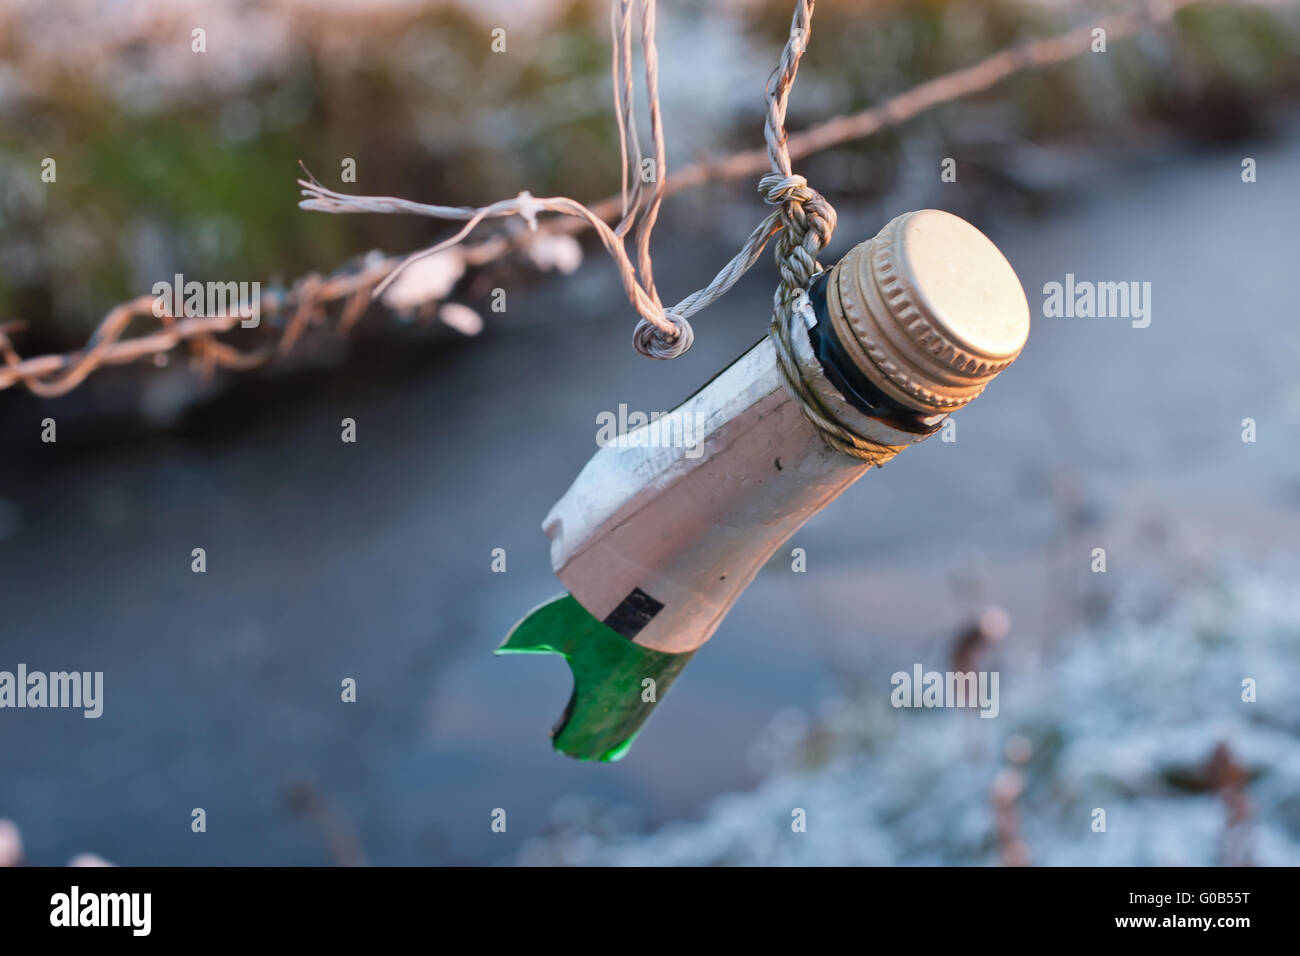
top-left (826, 209), bottom-right (1030, 414)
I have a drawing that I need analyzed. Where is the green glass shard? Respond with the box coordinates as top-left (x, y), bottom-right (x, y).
top-left (495, 594), bottom-right (694, 762)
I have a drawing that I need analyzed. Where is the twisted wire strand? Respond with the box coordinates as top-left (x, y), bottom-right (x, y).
top-left (611, 0), bottom-right (642, 231)
top-left (756, 4), bottom-right (902, 464)
top-left (302, 0), bottom-right (832, 361)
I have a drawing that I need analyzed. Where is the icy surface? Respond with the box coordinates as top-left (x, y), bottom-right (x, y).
top-left (518, 565), bottom-right (1300, 866)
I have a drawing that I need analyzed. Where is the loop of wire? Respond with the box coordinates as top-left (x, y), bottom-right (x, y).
top-left (632, 310), bottom-right (694, 359)
top-left (297, 0), bottom-right (831, 362)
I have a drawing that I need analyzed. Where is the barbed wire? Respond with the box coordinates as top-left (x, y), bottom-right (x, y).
top-left (1, 0), bottom-right (1209, 397)
top-left (0, 254), bottom-right (403, 398)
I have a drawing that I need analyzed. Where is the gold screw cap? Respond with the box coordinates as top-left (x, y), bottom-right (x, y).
top-left (826, 209), bottom-right (1030, 414)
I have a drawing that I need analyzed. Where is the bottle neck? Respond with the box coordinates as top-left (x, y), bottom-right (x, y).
top-left (806, 270), bottom-right (945, 437)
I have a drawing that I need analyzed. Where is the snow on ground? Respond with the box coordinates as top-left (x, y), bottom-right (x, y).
top-left (517, 561), bottom-right (1300, 865)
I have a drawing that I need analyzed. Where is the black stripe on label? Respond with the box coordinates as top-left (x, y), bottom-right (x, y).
top-left (602, 587), bottom-right (665, 640)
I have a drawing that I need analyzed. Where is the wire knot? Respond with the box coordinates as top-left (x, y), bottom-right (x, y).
top-left (759, 172), bottom-right (837, 299)
top-left (758, 172), bottom-right (811, 205)
top-left (632, 311), bottom-right (695, 359)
